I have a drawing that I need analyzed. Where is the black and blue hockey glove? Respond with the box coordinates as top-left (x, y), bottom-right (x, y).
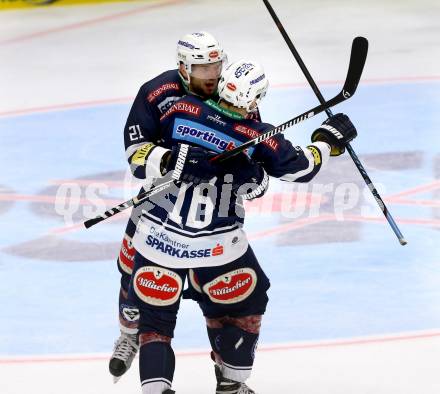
top-left (221, 153), bottom-right (268, 200)
top-left (311, 113), bottom-right (357, 156)
top-left (165, 143), bottom-right (219, 185)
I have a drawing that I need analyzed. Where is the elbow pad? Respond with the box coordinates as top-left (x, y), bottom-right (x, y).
top-left (127, 142), bottom-right (170, 179)
top-left (279, 141), bottom-right (330, 183)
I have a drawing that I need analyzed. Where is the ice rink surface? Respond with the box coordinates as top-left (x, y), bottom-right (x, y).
top-left (0, 0), bottom-right (439, 393)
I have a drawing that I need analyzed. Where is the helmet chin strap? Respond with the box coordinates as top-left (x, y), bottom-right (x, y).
top-left (247, 99), bottom-right (258, 113)
top-left (178, 70), bottom-right (190, 93)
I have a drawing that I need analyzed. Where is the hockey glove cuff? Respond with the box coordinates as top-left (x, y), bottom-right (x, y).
top-left (221, 153), bottom-right (268, 200)
top-left (165, 143), bottom-right (219, 185)
top-left (311, 113), bottom-right (357, 156)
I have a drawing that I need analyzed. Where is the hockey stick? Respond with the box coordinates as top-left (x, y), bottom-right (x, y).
top-left (214, 36), bottom-right (365, 162)
top-left (84, 38), bottom-right (366, 229)
top-left (262, 0), bottom-right (407, 245)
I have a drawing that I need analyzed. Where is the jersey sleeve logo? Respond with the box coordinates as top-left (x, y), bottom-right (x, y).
top-left (306, 145), bottom-right (322, 165)
top-left (131, 143), bottom-right (156, 166)
top-left (233, 124), bottom-right (279, 151)
top-left (147, 83), bottom-right (180, 103)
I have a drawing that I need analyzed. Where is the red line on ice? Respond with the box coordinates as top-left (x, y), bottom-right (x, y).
top-left (0, 193), bottom-right (122, 206)
top-left (248, 215), bottom-right (331, 240)
top-left (1, 330), bottom-right (439, 364)
top-left (386, 198), bottom-right (440, 207)
top-left (1, 77), bottom-right (440, 118)
top-left (0, 97), bottom-right (133, 117)
top-left (385, 180), bottom-right (440, 199)
top-left (50, 178), bottom-right (140, 188)
top-left (272, 75), bottom-right (440, 89)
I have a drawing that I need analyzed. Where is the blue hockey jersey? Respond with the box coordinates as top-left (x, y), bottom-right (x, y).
top-left (124, 69), bottom-right (186, 179)
top-left (124, 69), bottom-right (262, 180)
top-left (131, 95), bottom-right (330, 269)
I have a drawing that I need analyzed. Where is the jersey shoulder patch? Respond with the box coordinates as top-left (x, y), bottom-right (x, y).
top-left (233, 122), bottom-right (279, 151)
top-left (143, 69), bottom-right (183, 104)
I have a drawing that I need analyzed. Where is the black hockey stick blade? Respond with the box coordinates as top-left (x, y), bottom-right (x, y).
top-left (215, 43), bottom-right (368, 164)
top-left (262, 1), bottom-right (405, 245)
top-left (342, 36), bottom-right (368, 98)
top-left (85, 39), bottom-right (369, 229)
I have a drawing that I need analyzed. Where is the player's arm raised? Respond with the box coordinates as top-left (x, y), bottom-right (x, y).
top-left (256, 113), bottom-right (357, 183)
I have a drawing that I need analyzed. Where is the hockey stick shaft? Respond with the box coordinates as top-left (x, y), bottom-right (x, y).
top-left (84, 95), bottom-right (339, 229)
top-left (262, 0), bottom-right (407, 245)
top-left (84, 50), bottom-right (364, 230)
top-left (216, 35), bottom-right (366, 163)
top-left (83, 179), bottom-right (174, 228)
top-left (84, 33), bottom-right (367, 229)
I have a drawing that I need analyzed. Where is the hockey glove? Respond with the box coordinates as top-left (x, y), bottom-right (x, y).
top-left (311, 113), bottom-right (357, 156)
top-left (221, 153), bottom-right (268, 200)
top-left (165, 143), bottom-right (219, 185)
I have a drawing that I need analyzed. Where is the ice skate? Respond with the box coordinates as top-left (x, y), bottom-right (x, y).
top-left (215, 364), bottom-right (256, 394)
top-left (109, 332), bottom-right (139, 383)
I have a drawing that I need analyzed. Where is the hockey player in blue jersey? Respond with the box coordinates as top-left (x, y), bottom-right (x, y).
top-left (110, 31), bottom-right (229, 381)
top-left (127, 60), bottom-right (357, 393)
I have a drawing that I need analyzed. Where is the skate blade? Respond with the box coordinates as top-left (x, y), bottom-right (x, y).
top-left (113, 375), bottom-right (122, 384)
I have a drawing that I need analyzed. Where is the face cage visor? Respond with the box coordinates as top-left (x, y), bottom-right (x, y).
top-left (242, 87), bottom-right (268, 113)
top-left (189, 60), bottom-right (224, 80)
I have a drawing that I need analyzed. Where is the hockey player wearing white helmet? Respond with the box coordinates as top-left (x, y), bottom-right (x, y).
top-left (125, 60), bottom-right (357, 393)
top-left (109, 31), bottom-right (230, 384)
top-left (176, 31), bottom-right (226, 98)
top-left (217, 60), bottom-right (269, 114)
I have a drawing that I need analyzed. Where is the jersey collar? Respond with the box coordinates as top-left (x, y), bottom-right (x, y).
top-left (205, 99), bottom-right (244, 120)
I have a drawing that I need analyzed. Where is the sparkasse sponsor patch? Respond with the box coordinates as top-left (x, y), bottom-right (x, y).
top-left (145, 234), bottom-right (224, 259)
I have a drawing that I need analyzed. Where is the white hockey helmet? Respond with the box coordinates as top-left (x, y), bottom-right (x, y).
top-left (218, 60), bottom-right (269, 113)
top-left (176, 31), bottom-right (225, 79)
